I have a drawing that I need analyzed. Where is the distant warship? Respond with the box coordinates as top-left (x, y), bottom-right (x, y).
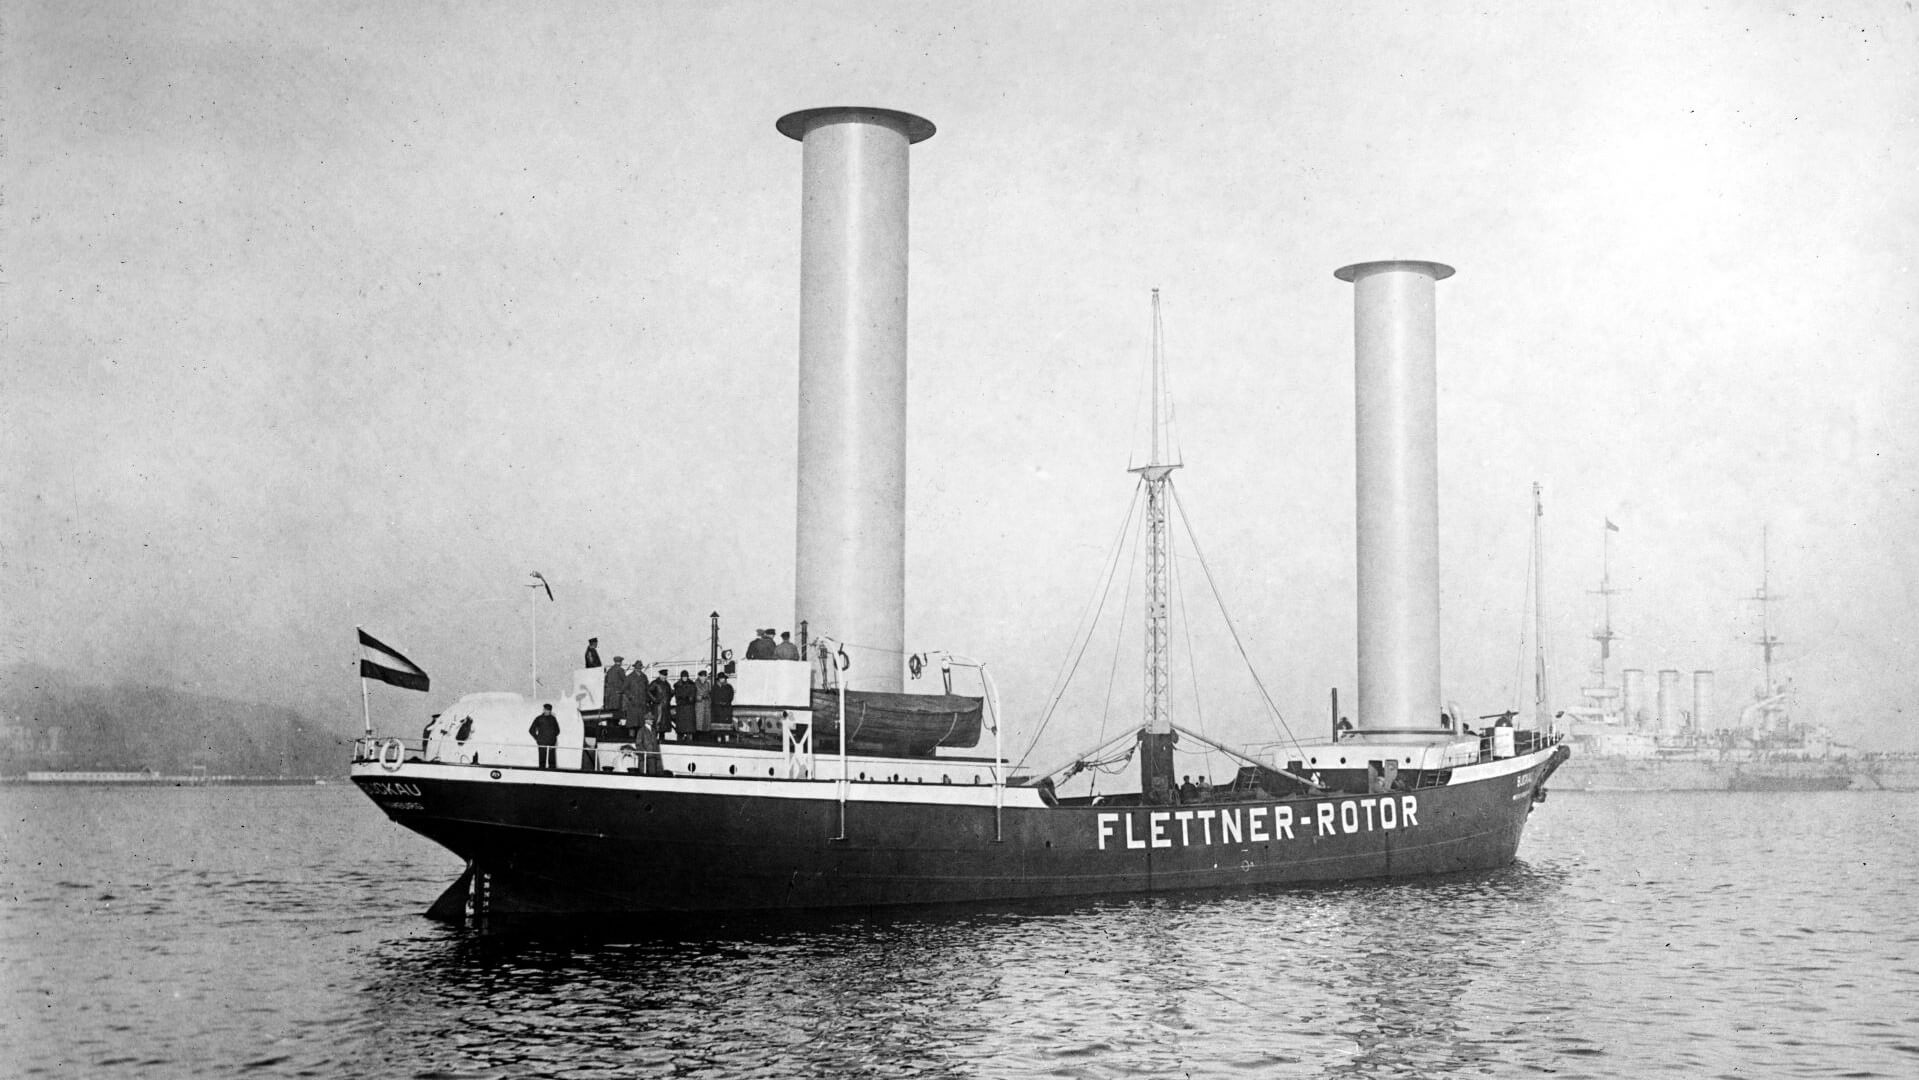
top-left (1554, 527), bottom-right (1898, 791)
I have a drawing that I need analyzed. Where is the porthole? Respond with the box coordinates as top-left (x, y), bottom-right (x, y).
top-left (768, 768), bottom-right (776, 777)
top-left (728, 765), bottom-right (737, 775)
top-left (687, 762), bottom-right (697, 773)
top-left (1339, 757), bottom-right (1347, 765)
top-left (859, 771), bottom-right (867, 780)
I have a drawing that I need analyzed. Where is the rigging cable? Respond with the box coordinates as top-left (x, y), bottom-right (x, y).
top-left (1167, 481), bottom-right (1207, 739)
top-left (1167, 483), bottom-right (1308, 761)
top-left (1166, 490), bottom-right (1223, 781)
top-left (1508, 531), bottom-right (1534, 714)
top-left (1088, 504), bottom-right (1145, 795)
top-left (1019, 481), bottom-right (1145, 767)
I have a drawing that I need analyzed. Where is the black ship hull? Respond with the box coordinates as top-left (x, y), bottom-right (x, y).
top-left (354, 742), bottom-right (1566, 919)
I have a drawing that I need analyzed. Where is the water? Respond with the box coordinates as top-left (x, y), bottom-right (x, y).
top-left (3, 786), bottom-right (1915, 1079)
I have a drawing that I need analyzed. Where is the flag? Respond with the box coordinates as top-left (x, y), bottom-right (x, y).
top-left (1605, 518), bottom-right (1620, 532)
top-left (530, 570), bottom-right (554, 601)
top-left (358, 628), bottom-right (430, 692)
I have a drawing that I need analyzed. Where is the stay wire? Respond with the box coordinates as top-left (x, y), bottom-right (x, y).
top-left (1168, 506), bottom-right (1222, 780)
top-left (1019, 480), bottom-right (1145, 767)
top-left (1509, 534), bottom-right (1534, 714)
top-left (1167, 482), bottom-right (1307, 760)
top-left (1093, 509), bottom-right (1145, 770)
top-left (1169, 508), bottom-right (1205, 738)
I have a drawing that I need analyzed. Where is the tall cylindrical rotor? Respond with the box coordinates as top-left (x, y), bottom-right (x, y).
top-left (1335, 259), bottom-right (1454, 734)
top-left (779, 107), bottom-right (934, 693)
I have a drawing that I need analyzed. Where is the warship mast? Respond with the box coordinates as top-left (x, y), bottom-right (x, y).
top-left (1581, 518), bottom-right (1625, 723)
top-left (1754, 525), bottom-right (1783, 697)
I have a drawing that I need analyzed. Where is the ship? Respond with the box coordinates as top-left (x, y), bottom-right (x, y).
top-left (350, 106), bottom-right (1567, 922)
top-left (1553, 526), bottom-right (1866, 791)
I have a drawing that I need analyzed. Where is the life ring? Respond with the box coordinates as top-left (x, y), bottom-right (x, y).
top-left (378, 738), bottom-right (405, 771)
top-left (909, 653), bottom-right (924, 680)
top-left (835, 646), bottom-right (851, 672)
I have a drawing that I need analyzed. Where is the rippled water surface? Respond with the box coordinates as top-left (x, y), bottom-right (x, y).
top-left (3, 785), bottom-right (1916, 1078)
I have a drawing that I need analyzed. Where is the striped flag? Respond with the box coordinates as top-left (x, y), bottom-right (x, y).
top-left (358, 628), bottom-right (430, 692)
top-left (1605, 518), bottom-right (1620, 532)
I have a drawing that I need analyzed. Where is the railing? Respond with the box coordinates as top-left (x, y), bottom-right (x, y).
top-left (1464, 727), bottom-right (1564, 765)
top-left (352, 736), bottom-right (419, 770)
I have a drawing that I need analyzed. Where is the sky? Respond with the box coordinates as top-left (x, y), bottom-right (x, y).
top-left (4, 0), bottom-right (1916, 759)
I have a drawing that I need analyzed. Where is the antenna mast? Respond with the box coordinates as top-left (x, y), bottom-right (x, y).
top-left (1585, 518), bottom-right (1624, 722)
top-left (1754, 525), bottom-right (1782, 696)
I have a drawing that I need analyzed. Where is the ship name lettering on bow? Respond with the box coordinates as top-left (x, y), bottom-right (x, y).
top-left (1095, 796), bottom-right (1420, 851)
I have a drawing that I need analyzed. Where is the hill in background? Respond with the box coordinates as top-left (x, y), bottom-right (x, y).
top-left (0, 663), bottom-right (346, 777)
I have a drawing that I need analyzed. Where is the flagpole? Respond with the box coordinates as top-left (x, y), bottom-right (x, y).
top-left (529, 584), bottom-right (538, 700)
top-left (356, 625), bottom-right (373, 737)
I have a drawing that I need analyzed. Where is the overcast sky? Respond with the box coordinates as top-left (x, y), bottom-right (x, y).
top-left (5, 1), bottom-right (1915, 757)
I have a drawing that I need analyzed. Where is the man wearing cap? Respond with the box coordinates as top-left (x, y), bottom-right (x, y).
top-left (602, 656), bottom-right (627, 716)
top-left (649, 668), bottom-right (673, 733)
top-left (773, 631), bottom-right (801, 661)
top-left (695, 670), bottom-right (713, 733)
top-left (620, 659), bottom-right (649, 737)
top-left (713, 673), bottom-right (735, 736)
top-left (745, 629), bottom-right (776, 660)
top-left (673, 671), bottom-right (697, 738)
top-left (529, 704), bottom-right (560, 770)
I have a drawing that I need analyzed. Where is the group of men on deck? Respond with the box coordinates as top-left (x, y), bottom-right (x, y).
top-left (594, 656), bottom-right (732, 739)
top-left (743, 628), bottom-right (802, 661)
top-left (575, 632), bottom-right (807, 773)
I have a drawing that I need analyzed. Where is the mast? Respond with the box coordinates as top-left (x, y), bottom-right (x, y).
top-left (1132, 289), bottom-right (1180, 801)
top-left (1753, 525), bottom-right (1782, 697)
top-left (1531, 483), bottom-right (1551, 731)
top-left (1582, 518), bottom-right (1624, 723)
top-left (1594, 524), bottom-right (1614, 683)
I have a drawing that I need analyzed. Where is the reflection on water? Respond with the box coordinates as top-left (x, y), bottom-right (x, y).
top-left (351, 867), bottom-right (1578, 1079)
top-left (7, 788), bottom-right (1918, 1079)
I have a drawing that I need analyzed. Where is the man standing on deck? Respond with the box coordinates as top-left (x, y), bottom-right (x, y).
top-left (773, 631), bottom-right (801, 660)
top-left (650, 669), bottom-right (672, 732)
top-left (745, 629), bottom-right (776, 660)
top-left (602, 656), bottom-right (627, 715)
top-left (634, 712), bottom-right (661, 774)
top-left (695, 670), bottom-right (712, 733)
top-left (713, 674), bottom-right (735, 736)
top-left (673, 671), bottom-right (697, 738)
top-left (529, 704), bottom-right (560, 770)
top-left (620, 659), bottom-right (649, 737)
top-left (584, 637), bottom-right (601, 668)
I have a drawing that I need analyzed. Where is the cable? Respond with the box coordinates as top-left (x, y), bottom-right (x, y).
top-left (1090, 509), bottom-right (1144, 787)
top-left (1019, 481), bottom-right (1145, 766)
top-left (1167, 482), bottom-right (1307, 760)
